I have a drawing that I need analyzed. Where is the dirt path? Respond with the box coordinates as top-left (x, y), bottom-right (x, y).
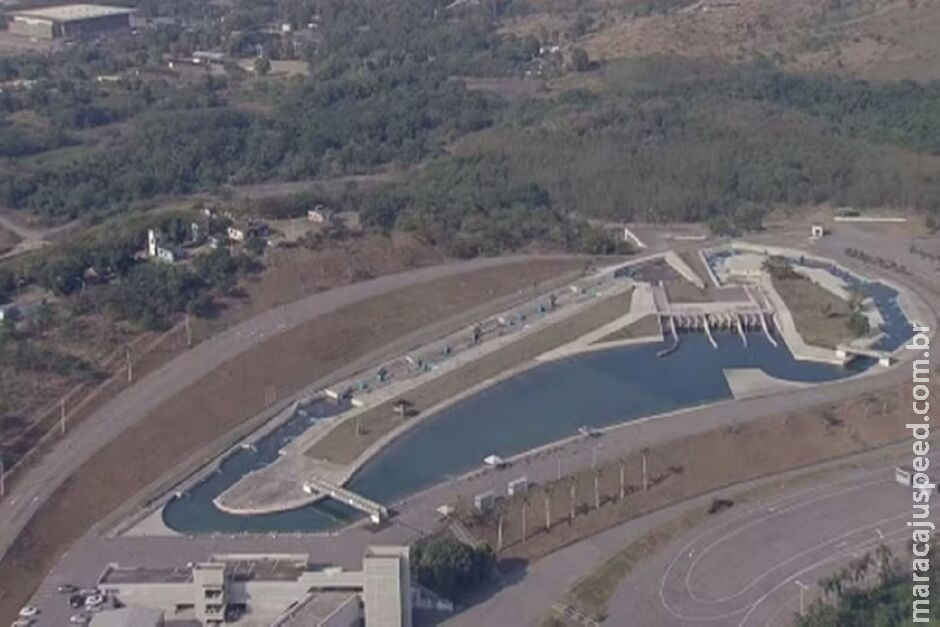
top-left (0, 210), bottom-right (80, 242)
top-left (0, 255), bottom-right (586, 623)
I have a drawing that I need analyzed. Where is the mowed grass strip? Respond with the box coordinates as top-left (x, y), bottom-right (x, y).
top-left (306, 289), bottom-right (633, 464)
top-left (591, 313), bottom-right (661, 345)
top-left (772, 275), bottom-right (852, 349)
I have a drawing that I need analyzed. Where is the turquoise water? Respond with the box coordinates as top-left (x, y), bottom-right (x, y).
top-left (163, 331), bottom-right (873, 533)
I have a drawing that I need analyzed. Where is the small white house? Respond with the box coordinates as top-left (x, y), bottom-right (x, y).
top-left (155, 246), bottom-right (178, 263)
top-left (147, 229), bottom-right (179, 263)
top-left (228, 222), bottom-right (269, 242)
top-left (307, 205), bottom-right (333, 223)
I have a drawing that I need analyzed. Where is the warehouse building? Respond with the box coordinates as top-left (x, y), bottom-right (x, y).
top-left (6, 4), bottom-right (134, 40)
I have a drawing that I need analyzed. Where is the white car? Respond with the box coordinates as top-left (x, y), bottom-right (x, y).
top-left (84, 594), bottom-right (105, 608)
top-left (11, 620), bottom-right (34, 627)
top-left (17, 607), bottom-right (39, 619)
top-left (69, 615), bottom-right (89, 625)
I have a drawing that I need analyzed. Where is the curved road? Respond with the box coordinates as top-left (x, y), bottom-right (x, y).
top-left (442, 447), bottom-right (931, 627)
top-left (652, 463), bottom-right (922, 626)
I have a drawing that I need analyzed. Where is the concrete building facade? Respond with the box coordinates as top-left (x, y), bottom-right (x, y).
top-left (97, 547), bottom-right (421, 627)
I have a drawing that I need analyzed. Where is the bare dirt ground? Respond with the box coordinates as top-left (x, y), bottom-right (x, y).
top-left (222, 233), bottom-right (446, 324)
top-left (503, 0), bottom-right (940, 81)
top-left (0, 257), bottom-right (584, 623)
top-left (462, 377), bottom-right (932, 567)
top-left (306, 289), bottom-right (634, 464)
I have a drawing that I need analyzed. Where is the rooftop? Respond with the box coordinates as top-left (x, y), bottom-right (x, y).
top-left (10, 4), bottom-right (134, 23)
top-left (100, 565), bottom-right (193, 585)
top-left (89, 607), bottom-right (164, 627)
top-left (224, 558), bottom-right (308, 582)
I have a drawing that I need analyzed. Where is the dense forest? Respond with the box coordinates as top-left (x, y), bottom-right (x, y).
top-left (1, 0), bottom-right (940, 250)
top-left (450, 58), bottom-right (940, 230)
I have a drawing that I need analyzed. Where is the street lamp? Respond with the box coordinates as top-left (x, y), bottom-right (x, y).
top-left (795, 580), bottom-right (810, 616)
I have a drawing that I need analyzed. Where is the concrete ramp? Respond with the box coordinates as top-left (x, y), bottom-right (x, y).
top-left (663, 251), bottom-right (707, 289)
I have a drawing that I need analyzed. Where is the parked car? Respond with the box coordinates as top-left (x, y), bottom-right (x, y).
top-left (69, 614), bottom-right (89, 625)
top-left (69, 594), bottom-right (85, 609)
top-left (84, 594), bottom-right (105, 609)
top-left (57, 584), bottom-right (78, 594)
top-left (11, 620), bottom-right (34, 627)
top-left (17, 607), bottom-right (39, 619)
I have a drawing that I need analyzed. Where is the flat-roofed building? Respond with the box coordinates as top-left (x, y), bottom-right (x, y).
top-left (97, 547), bottom-right (424, 627)
top-left (89, 607), bottom-right (164, 627)
top-left (363, 546), bottom-right (412, 627)
top-left (7, 4), bottom-right (134, 40)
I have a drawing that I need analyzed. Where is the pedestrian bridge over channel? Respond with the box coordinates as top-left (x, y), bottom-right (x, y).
top-left (303, 476), bottom-right (389, 524)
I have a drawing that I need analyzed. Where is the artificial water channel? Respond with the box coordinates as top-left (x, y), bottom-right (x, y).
top-left (163, 264), bottom-right (912, 534)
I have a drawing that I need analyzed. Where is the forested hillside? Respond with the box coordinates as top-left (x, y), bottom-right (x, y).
top-left (1, 0), bottom-right (939, 248)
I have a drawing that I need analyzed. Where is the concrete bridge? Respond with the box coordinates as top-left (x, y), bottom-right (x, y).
top-left (835, 344), bottom-right (894, 367)
top-left (303, 476), bottom-right (389, 524)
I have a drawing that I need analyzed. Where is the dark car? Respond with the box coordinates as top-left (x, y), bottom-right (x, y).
top-left (708, 498), bottom-right (734, 515)
top-left (69, 595), bottom-right (84, 609)
top-left (57, 584), bottom-right (78, 594)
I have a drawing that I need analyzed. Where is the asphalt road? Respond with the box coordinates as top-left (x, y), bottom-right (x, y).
top-left (618, 455), bottom-right (930, 627)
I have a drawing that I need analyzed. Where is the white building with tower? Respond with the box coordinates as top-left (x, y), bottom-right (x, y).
top-left (147, 229), bottom-right (179, 263)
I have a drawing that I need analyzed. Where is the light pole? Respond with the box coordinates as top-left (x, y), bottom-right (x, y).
top-left (795, 580), bottom-right (809, 616)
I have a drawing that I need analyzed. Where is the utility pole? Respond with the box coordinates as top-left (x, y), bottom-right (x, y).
top-left (60, 397), bottom-right (67, 436)
top-left (0, 455), bottom-right (5, 498)
top-left (185, 314), bottom-right (193, 347)
top-left (126, 346), bottom-right (133, 384)
top-left (642, 449), bottom-right (649, 491)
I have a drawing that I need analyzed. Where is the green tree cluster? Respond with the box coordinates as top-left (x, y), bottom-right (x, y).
top-left (412, 535), bottom-right (495, 600)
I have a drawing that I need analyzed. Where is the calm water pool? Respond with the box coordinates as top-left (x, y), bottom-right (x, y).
top-left (164, 331), bottom-right (875, 533)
